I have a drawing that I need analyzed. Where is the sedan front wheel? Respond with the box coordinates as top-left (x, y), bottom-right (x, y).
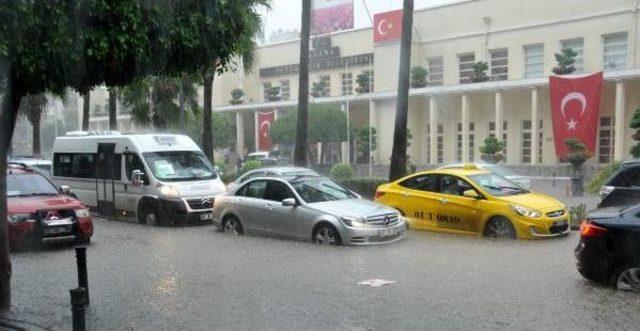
top-left (314, 224), bottom-right (342, 246)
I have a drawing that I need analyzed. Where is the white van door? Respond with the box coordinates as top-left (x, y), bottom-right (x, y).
top-left (96, 143), bottom-right (119, 217)
top-left (123, 152), bottom-right (150, 220)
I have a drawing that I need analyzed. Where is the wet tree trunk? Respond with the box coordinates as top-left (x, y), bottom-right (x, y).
top-left (179, 75), bottom-right (185, 134)
top-left (294, 0), bottom-right (311, 166)
top-left (202, 70), bottom-right (215, 163)
top-left (388, 0), bottom-right (414, 181)
top-left (82, 92), bottom-right (90, 131)
top-left (31, 113), bottom-right (41, 157)
top-left (108, 87), bottom-right (118, 131)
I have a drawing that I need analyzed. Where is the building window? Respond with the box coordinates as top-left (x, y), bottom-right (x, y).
top-left (320, 75), bottom-right (331, 96)
top-left (524, 44), bottom-right (544, 78)
top-left (456, 123), bottom-right (462, 162)
top-left (598, 117), bottom-right (613, 163)
top-left (456, 123), bottom-right (475, 162)
top-left (490, 49), bottom-right (508, 81)
top-left (562, 38), bottom-right (584, 73)
top-left (603, 32), bottom-right (628, 71)
top-left (489, 121), bottom-right (508, 162)
top-left (341, 72), bottom-right (353, 95)
top-left (537, 121), bottom-right (543, 164)
top-left (280, 79), bottom-right (291, 100)
top-left (263, 82), bottom-right (272, 101)
top-left (458, 53), bottom-right (475, 84)
top-left (522, 120), bottom-right (532, 164)
top-left (427, 56), bottom-right (444, 86)
top-left (437, 124), bottom-right (444, 164)
top-left (426, 125), bottom-right (431, 164)
top-left (469, 123), bottom-right (475, 162)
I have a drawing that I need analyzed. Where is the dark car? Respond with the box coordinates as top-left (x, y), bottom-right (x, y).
top-left (599, 159), bottom-right (640, 200)
top-left (7, 163), bottom-right (93, 249)
top-left (575, 189), bottom-right (640, 291)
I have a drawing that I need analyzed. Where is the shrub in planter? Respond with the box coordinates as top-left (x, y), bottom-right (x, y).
top-left (552, 48), bottom-right (577, 75)
top-left (229, 88), bottom-right (244, 105)
top-left (479, 136), bottom-right (505, 164)
top-left (339, 178), bottom-right (388, 200)
top-left (470, 61), bottom-right (490, 83)
top-left (569, 204), bottom-right (587, 230)
top-left (410, 66), bottom-right (428, 88)
top-left (240, 160), bottom-right (262, 175)
top-left (330, 163), bottom-right (355, 180)
top-left (221, 171), bottom-right (238, 184)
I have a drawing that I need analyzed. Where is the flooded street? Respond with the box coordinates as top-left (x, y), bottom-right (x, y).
top-left (7, 218), bottom-right (640, 330)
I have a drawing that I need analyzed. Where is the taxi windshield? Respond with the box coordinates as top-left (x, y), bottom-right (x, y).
top-left (143, 151), bottom-right (217, 182)
top-left (290, 178), bottom-right (357, 203)
top-left (468, 173), bottom-right (529, 196)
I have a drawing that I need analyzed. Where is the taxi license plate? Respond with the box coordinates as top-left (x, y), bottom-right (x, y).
top-left (44, 226), bottom-right (71, 235)
top-left (553, 220), bottom-right (568, 227)
top-left (378, 228), bottom-right (397, 237)
top-left (200, 213), bottom-right (213, 221)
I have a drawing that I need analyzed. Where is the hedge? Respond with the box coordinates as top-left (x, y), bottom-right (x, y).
top-left (338, 178), bottom-right (389, 200)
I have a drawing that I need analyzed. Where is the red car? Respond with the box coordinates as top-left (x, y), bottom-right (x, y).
top-left (7, 163), bottom-right (93, 249)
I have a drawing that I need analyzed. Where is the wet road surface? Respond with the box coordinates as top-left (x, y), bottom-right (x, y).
top-left (6, 218), bottom-right (640, 330)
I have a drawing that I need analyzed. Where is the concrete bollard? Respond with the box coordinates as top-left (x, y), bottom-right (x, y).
top-left (70, 288), bottom-right (87, 331)
top-left (75, 246), bottom-right (89, 305)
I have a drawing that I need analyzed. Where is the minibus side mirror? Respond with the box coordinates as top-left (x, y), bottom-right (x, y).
top-left (131, 169), bottom-right (145, 187)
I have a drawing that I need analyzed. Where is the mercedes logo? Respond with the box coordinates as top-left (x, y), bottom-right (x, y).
top-left (384, 216), bottom-right (391, 226)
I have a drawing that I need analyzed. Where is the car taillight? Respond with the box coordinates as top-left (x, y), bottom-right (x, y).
top-left (580, 221), bottom-right (607, 237)
top-left (374, 191), bottom-right (385, 199)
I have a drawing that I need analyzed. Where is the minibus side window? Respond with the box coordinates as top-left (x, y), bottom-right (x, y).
top-left (53, 153), bottom-right (96, 179)
top-left (126, 153), bottom-right (149, 185)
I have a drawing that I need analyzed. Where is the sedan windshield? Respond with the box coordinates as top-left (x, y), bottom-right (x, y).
top-left (290, 178), bottom-right (357, 203)
top-left (7, 173), bottom-right (59, 197)
top-left (468, 173), bottom-right (529, 196)
top-left (143, 151), bottom-right (217, 182)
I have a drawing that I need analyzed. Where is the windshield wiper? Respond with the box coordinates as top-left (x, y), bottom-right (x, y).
top-left (482, 185), bottom-right (503, 191)
top-left (499, 186), bottom-right (530, 193)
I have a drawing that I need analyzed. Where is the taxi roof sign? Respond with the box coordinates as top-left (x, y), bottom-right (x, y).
top-left (463, 164), bottom-right (478, 170)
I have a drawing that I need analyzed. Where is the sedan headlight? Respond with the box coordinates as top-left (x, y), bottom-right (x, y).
top-left (510, 204), bottom-right (541, 218)
top-left (7, 214), bottom-right (32, 224)
top-left (341, 216), bottom-right (366, 228)
top-left (74, 208), bottom-right (91, 218)
top-left (158, 184), bottom-right (180, 199)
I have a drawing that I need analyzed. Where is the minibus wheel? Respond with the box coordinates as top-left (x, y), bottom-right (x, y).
top-left (139, 201), bottom-right (161, 226)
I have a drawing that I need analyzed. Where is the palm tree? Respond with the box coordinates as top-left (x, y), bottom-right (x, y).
top-left (108, 87), bottom-right (118, 131)
top-left (19, 94), bottom-right (48, 157)
top-left (389, 0), bottom-right (414, 181)
top-left (294, 0), bottom-right (311, 166)
top-left (81, 92), bottom-right (90, 131)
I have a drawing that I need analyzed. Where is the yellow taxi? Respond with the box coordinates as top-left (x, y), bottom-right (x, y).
top-left (374, 165), bottom-right (570, 239)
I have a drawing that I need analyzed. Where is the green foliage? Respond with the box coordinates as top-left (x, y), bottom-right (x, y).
top-left (356, 125), bottom-right (377, 163)
top-left (410, 66), bottom-right (429, 88)
top-left (470, 61), bottom-right (490, 83)
top-left (406, 128), bottom-right (413, 148)
top-left (330, 164), bottom-right (355, 180)
top-left (553, 48), bottom-right (578, 75)
top-left (311, 76), bottom-right (331, 98)
top-left (569, 204), bottom-right (587, 230)
top-left (355, 70), bottom-right (374, 94)
top-left (630, 108), bottom-right (640, 158)
top-left (270, 104), bottom-right (348, 145)
top-left (338, 178), bottom-right (388, 200)
top-left (240, 160), bottom-right (262, 175)
top-left (186, 111), bottom-right (235, 150)
top-left (564, 138), bottom-right (592, 173)
top-left (480, 136), bottom-right (505, 163)
top-left (264, 86), bottom-right (281, 101)
top-left (230, 88), bottom-right (244, 105)
top-left (221, 171), bottom-right (238, 184)
top-left (587, 162), bottom-right (621, 194)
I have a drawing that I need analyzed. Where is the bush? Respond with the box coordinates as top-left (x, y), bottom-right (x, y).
top-left (330, 163), bottom-right (354, 180)
top-left (240, 160), bottom-right (262, 175)
top-left (338, 178), bottom-right (388, 200)
top-left (587, 162), bottom-right (621, 194)
top-left (569, 204), bottom-right (587, 230)
top-left (221, 171), bottom-right (238, 184)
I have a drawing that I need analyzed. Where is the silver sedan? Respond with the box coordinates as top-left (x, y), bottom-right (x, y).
top-left (212, 175), bottom-right (406, 245)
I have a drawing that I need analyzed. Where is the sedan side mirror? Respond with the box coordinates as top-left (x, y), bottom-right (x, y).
top-left (463, 189), bottom-right (481, 199)
top-left (282, 198), bottom-right (297, 207)
top-left (131, 169), bottom-right (145, 187)
top-left (60, 185), bottom-right (71, 195)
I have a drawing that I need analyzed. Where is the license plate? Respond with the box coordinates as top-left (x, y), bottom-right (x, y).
top-left (44, 226), bottom-right (71, 235)
top-left (200, 213), bottom-right (213, 220)
top-left (378, 228), bottom-right (397, 237)
top-left (45, 217), bottom-right (73, 226)
top-left (553, 220), bottom-right (568, 227)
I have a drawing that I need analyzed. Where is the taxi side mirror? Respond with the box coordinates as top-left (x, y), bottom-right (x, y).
top-left (463, 189), bottom-right (481, 199)
top-left (282, 198), bottom-right (298, 207)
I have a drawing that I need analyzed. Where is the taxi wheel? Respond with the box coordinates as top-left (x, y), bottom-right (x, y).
top-left (313, 224), bottom-right (342, 246)
top-left (222, 215), bottom-right (244, 235)
top-left (484, 217), bottom-right (517, 239)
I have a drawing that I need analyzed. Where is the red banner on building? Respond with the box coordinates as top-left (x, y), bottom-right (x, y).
top-left (311, 0), bottom-right (354, 35)
top-left (373, 10), bottom-right (403, 44)
top-left (257, 111), bottom-right (276, 151)
top-left (549, 72), bottom-right (603, 158)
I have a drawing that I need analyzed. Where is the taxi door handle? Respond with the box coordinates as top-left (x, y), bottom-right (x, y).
top-left (403, 193), bottom-right (410, 198)
top-left (439, 198), bottom-right (448, 204)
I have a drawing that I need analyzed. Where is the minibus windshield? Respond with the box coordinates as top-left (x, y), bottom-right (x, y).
top-left (143, 151), bottom-right (217, 182)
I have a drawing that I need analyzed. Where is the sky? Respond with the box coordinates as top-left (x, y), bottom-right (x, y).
top-left (260, 0), bottom-right (459, 38)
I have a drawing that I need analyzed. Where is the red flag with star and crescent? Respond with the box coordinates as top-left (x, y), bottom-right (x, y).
top-left (549, 72), bottom-right (603, 158)
top-left (373, 10), bottom-right (403, 44)
top-left (257, 111), bottom-right (276, 151)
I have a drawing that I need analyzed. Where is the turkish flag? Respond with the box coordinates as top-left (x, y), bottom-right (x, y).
top-left (374, 10), bottom-right (403, 44)
top-left (549, 72), bottom-right (603, 158)
top-left (257, 111), bottom-right (276, 151)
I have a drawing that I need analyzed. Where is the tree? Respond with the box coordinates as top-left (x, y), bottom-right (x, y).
top-left (229, 88), bottom-right (244, 105)
top-left (389, 0), bottom-right (414, 181)
top-left (355, 70), bottom-right (374, 94)
top-left (0, 0), bottom-right (269, 311)
top-left (356, 125), bottom-right (377, 164)
top-left (479, 136), bottom-right (505, 164)
top-left (630, 108), bottom-right (640, 158)
top-left (552, 48), bottom-right (578, 75)
top-left (310, 76), bottom-right (330, 98)
top-left (294, 0), bottom-right (312, 166)
top-left (108, 87), bottom-right (118, 130)
top-left (81, 92), bottom-right (90, 131)
top-left (470, 61), bottom-right (490, 83)
top-left (19, 94), bottom-right (48, 157)
top-left (410, 66), bottom-right (428, 88)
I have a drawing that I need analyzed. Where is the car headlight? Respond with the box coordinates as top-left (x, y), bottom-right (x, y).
top-left (74, 208), bottom-right (91, 218)
top-left (158, 184), bottom-right (180, 198)
top-left (510, 204), bottom-right (541, 218)
top-left (7, 214), bottom-right (32, 224)
top-left (341, 216), bottom-right (366, 228)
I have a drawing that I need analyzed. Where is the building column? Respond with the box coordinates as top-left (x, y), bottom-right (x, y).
top-left (530, 87), bottom-right (539, 165)
top-left (614, 80), bottom-right (626, 161)
top-left (461, 94), bottom-right (470, 163)
top-left (495, 91), bottom-right (504, 140)
top-left (341, 103), bottom-right (350, 165)
top-left (236, 111), bottom-right (245, 157)
top-left (369, 100), bottom-right (377, 164)
top-left (429, 96), bottom-right (438, 164)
